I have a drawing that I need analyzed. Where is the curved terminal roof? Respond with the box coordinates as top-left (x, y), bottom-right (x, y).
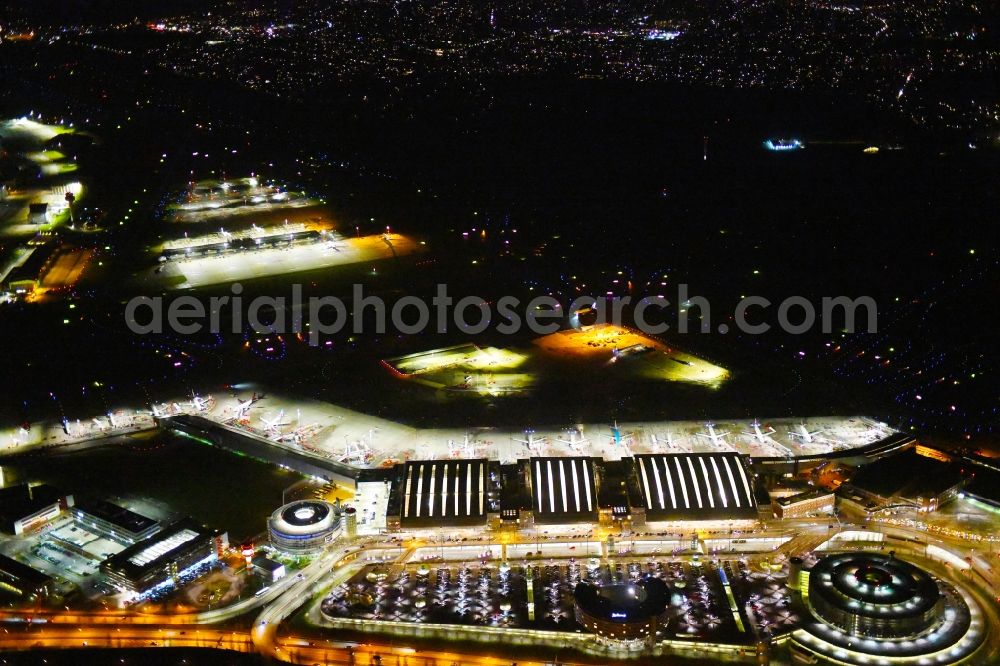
top-left (634, 453), bottom-right (758, 521)
top-left (529, 457), bottom-right (598, 523)
top-left (400, 459), bottom-right (489, 527)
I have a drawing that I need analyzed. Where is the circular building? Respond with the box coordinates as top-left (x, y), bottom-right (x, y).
top-left (807, 552), bottom-right (943, 639)
top-left (792, 552), bottom-right (985, 665)
top-left (267, 500), bottom-right (341, 553)
top-left (573, 576), bottom-right (670, 647)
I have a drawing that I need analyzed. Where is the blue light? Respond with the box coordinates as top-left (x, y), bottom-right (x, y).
top-left (763, 139), bottom-right (804, 152)
top-left (646, 30), bottom-right (680, 41)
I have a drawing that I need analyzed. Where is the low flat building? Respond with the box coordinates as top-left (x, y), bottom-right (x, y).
top-left (2, 242), bottom-right (55, 295)
top-left (101, 519), bottom-right (227, 594)
top-left (953, 455), bottom-right (1000, 509)
top-left (773, 488), bottom-right (835, 519)
top-left (27, 202), bottom-right (48, 225)
top-left (0, 553), bottom-right (52, 598)
top-left (252, 554), bottom-right (286, 582)
top-left (845, 448), bottom-right (966, 512)
top-left (598, 459), bottom-right (639, 524)
top-left (71, 499), bottom-right (160, 545)
top-left (837, 488), bottom-right (880, 515)
top-left (0, 484), bottom-right (73, 535)
top-left (497, 463), bottom-right (528, 527)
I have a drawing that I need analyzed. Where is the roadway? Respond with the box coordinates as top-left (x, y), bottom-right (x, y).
top-left (0, 624), bottom-right (254, 653)
top-left (252, 549), bottom-right (359, 659)
top-left (0, 521), bottom-right (998, 665)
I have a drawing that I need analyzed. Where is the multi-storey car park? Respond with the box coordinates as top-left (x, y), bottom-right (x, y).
top-left (267, 500), bottom-right (342, 554)
top-left (790, 552), bottom-right (984, 665)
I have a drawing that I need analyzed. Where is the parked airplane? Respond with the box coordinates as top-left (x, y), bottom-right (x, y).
top-left (185, 391), bottom-right (210, 412)
top-left (789, 423), bottom-right (824, 443)
top-left (513, 429), bottom-right (545, 453)
top-left (650, 431), bottom-right (677, 452)
top-left (260, 410), bottom-right (290, 432)
top-left (695, 422), bottom-right (730, 448)
top-left (337, 438), bottom-right (372, 465)
top-left (600, 421), bottom-right (632, 447)
top-left (105, 412), bottom-right (119, 429)
top-left (743, 419), bottom-right (776, 443)
top-left (234, 393), bottom-right (259, 419)
top-left (557, 429), bottom-right (588, 452)
top-left (449, 433), bottom-right (481, 458)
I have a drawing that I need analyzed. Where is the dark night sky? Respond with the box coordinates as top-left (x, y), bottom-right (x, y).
top-left (2, 0), bottom-right (225, 24)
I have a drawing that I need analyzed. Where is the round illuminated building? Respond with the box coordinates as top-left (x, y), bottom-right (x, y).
top-left (808, 552), bottom-right (943, 638)
top-left (792, 552), bottom-right (984, 665)
top-left (573, 576), bottom-right (670, 648)
top-left (267, 500), bottom-right (340, 553)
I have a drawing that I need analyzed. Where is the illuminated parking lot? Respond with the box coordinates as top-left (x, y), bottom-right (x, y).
top-left (533, 324), bottom-right (730, 388)
top-left (309, 552), bottom-right (797, 644)
top-left (383, 344), bottom-right (534, 395)
top-left (379, 326), bottom-right (728, 398)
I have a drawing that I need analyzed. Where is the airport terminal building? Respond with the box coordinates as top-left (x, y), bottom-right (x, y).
top-left (387, 459), bottom-right (496, 529)
top-left (839, 447), bottom-right (967, 513)
top-left (527, 456), bottom-right (600, 524)
top-left (631, 453), bottom-right (760, 525)
top-left (384, 452), bottom-right (764, 530)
